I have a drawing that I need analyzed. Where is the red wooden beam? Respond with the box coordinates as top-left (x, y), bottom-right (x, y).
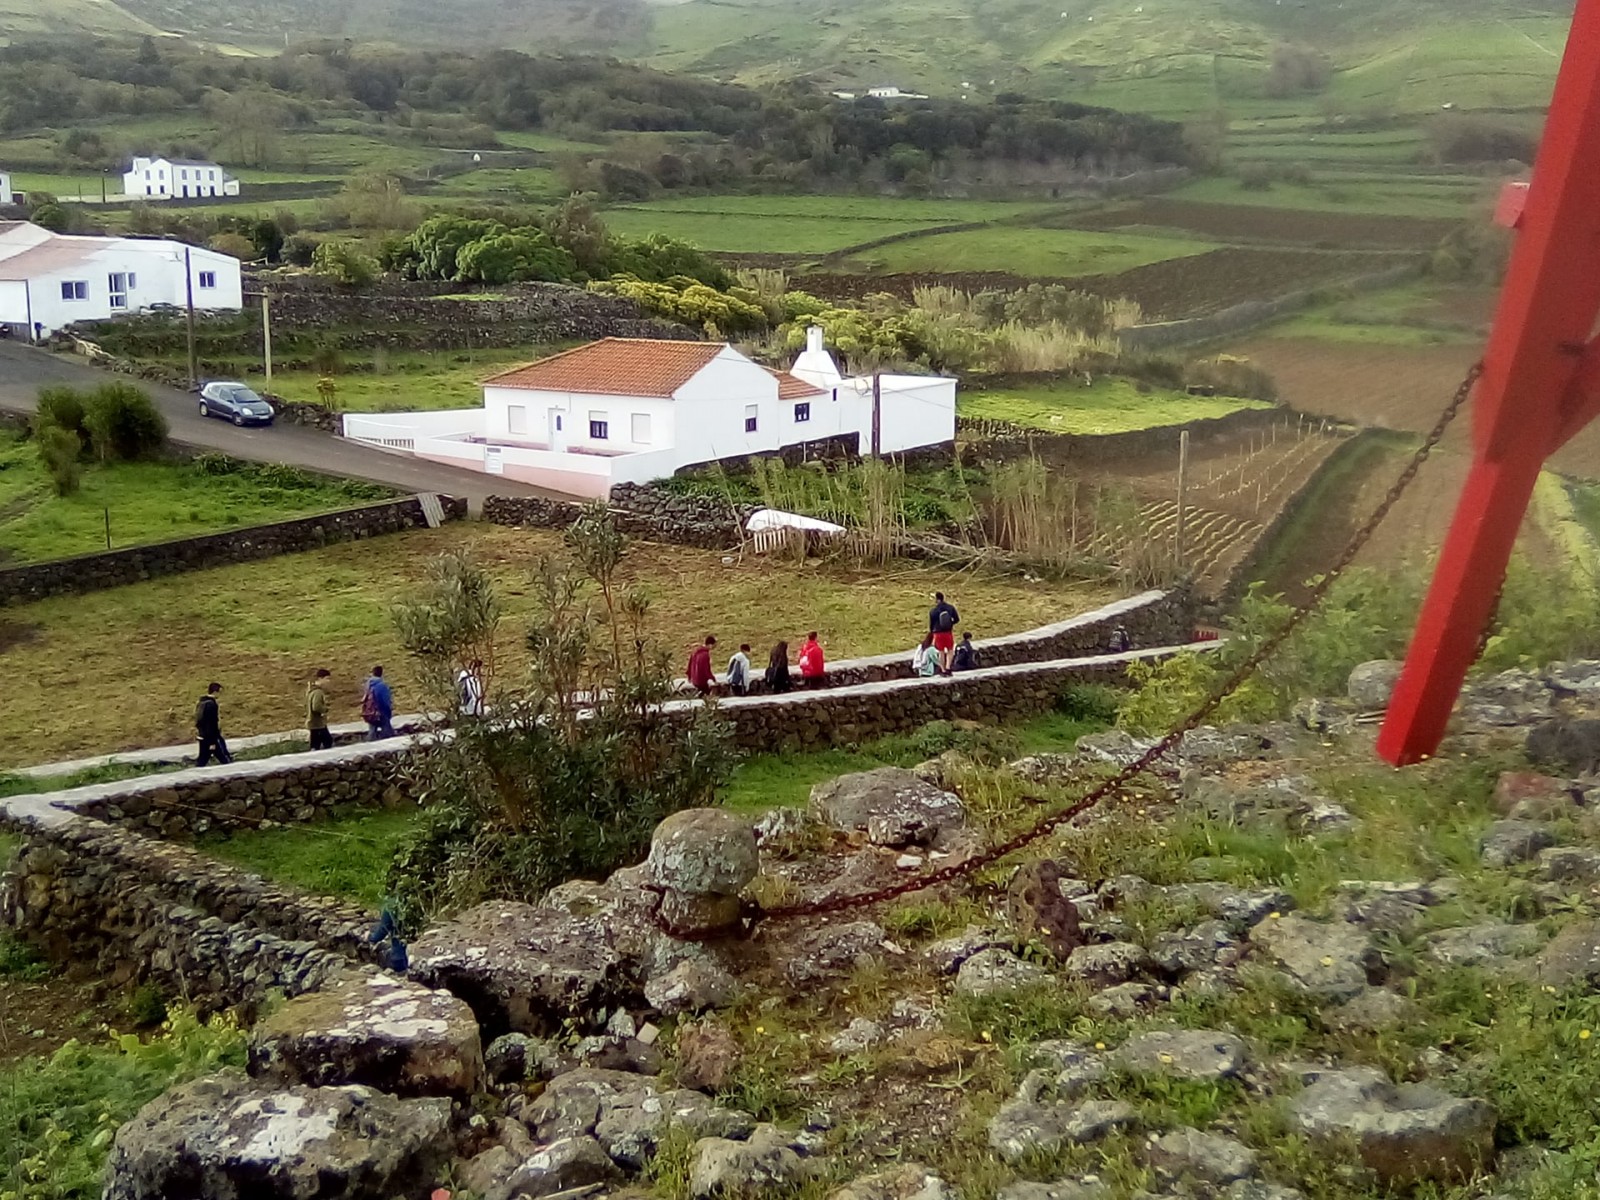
top-left (1377, 0), bottom-right (1600, 765)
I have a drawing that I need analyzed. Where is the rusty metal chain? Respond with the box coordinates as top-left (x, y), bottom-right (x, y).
top-left (753, 362), bottom-right (1485, 925)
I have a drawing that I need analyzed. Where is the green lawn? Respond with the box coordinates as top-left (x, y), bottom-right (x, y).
top-left (204, 808), bottom-right (420, 909)
top-left (864, 227), bottom-right (1216, 278)
top-left (1265, 281), bottom-right (1487, 346)
top-left (242, 348), bottom-right (542, 414)
top-left (961, 376), bottom-right (1270, 434)
top-left (600, 208), bottom-right (949, 256)
top-left (614, 195), bottom-right (1062, 222)
top-left (0, 433), bottom-right (392, 565)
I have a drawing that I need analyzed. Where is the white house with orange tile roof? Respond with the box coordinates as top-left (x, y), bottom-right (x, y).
top-left (342, 328), bottom-right (957, 498)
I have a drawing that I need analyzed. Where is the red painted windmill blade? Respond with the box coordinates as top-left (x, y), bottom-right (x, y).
top-left (1378, 0), bottom-right (1600, 765)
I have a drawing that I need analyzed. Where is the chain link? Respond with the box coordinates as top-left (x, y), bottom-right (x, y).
top-left (751, 363), bottom-right (1485, 925)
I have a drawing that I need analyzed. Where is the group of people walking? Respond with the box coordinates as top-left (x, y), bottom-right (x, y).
top-left (192, 665), bottom-right (401, 766)
top-left (684, 592), bottom-right (984, 699)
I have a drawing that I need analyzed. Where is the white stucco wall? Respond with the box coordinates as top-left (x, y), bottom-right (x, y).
top-left (0, 172), bottom-right (13, 206)
top-left (669, 349), bottom-right (782, 466)
top-left (876, 376), bottom-right (958, 453)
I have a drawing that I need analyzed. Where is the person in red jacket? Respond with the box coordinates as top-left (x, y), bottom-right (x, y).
top-left (687, 635), bottom-right (717, 696)
top-left (798, 631), bottom-right (826, 689)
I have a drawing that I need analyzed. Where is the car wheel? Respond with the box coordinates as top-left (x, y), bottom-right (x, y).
top-left (198, 401), bottom-right (209, 418)
top-left (232, 413), bottom-right (245, 427)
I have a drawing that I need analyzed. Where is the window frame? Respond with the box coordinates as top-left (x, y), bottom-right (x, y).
top-left (197, 271), bottom-right (217, 290)
top-left (794, 402), bottom-right (811, 423)
top-left (589, 414), bottom-right (610, 440)
top-left (744, 403), bottom-right (759, 434)
top-left (631, 413), bottom-right (652, 444)
top-left (59, 280), bottom-right (88, 301)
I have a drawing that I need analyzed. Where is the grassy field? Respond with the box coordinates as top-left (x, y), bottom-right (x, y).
top-left (0, 523), bottom-right (1116, 767)
top-left (1169, 175), bottom-right (1494, 220)
top-left (960, 377), bottom-right (1271, 434)
top-left (1264, 281), bottom-right (1490, 347)
top-left (243, 348), bottom-right (543, 414)
top-left (0, 433), bottom-right (391, 565)
top-left (601, 209), bottom-right (951, 256)
top-left (860, 227), bottom-right (1216, 278)
top-left (612, 196), bottom-right (1062, 222)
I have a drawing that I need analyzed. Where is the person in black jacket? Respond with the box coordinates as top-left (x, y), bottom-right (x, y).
top-left (195, 681), bottom-right (232, 766)
top-left (929, 592), bottom-right (960, 675)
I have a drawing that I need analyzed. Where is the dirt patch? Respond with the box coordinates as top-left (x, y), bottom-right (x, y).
top-left (1057, 199), bottom-right (1459, 250)
top-left (0, 969), bottom-right (130, 1066)
top-left (0, 619), bottom-right (38, 652)
top-left (1232, 337), bottom-right (1600, 480)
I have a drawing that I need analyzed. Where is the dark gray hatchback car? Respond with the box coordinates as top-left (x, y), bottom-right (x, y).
top-left (198, 381), bottom-right (275, 426)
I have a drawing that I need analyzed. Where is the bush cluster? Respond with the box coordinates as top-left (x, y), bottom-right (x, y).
top-left (31, 383), bottom-right (169, 495)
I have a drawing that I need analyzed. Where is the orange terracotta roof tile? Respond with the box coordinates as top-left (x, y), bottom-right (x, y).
top-left (764, 368), bottom-right (826, 400)
top-left (483, 338), bottom-right (728, 398)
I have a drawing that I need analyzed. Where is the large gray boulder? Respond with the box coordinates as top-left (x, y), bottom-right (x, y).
top-left (1480, 820), bottom-right (1557, 869)
top-left (690, 1124), bottom-right (812, 1199)
top-left (955, 948), bottom-right (1050, 997)
top-left (785, 921), bottom-right (887, 986)
top-left (1530, 919), bottom-right (1600, 987)
top-left (988, 1096), bottom-right (1137, 1163)
top-left (1290, 1067), bottom-right (1495, 1184)
top-left (102, 1071), bottom-right (452, 1200)
top-left (1348, 661), bottom-right (1403, 711)
top-left (1062, 942), bottom-right (1151, 988)
top-left (1252, 914), bottom-right (1377, 1002)
top-left (829, 1165), bottom-right (950, 1200)
top-left (248, 973), bottom-right (484, 1099)
top-left (408, 902), bottom-right (628, 1038)
top-left (1144, 1127), bottom-right (1259, 1183)
top-left (503, 1136), bottom-right (622, 1199)
top-left (1526, 718), bottom-right (1600, 776)
top-left (649, 809), bottom-right (759, 897)
top-left (1423, 922), bottom-right (1543, 969)
top-left (809, 768), bottom-right (965, 847)
top-left (526, 1067), bottom-right (754, 1170)
top-left (1111, 1030), bottom-right (1247, 1081)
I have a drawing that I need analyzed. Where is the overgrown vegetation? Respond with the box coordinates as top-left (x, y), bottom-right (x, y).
top-left (385, 511), bottom-right (736, 928)
top-left (0, 1010), bottom-right (246, 1200)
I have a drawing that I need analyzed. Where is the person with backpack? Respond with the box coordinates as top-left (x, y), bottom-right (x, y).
top-left (307, 668), bottom-right (333, 751)
top-left (953, 631), bottom-right (979, 672)
top-left (194, 681), bottom-right (231, 766)
top-left (687, 635), bottom-right (717, 697)
top-left (1109, 624), bottom-right (1132, 654)
top-left (929, 591), bottom-right (960, 675)
top-left (457, 658), bottom-right (485, 717)
top-left (726, 643), bottom-right (752, 697)
top-left (363, 665), bottom-right (394, 740)
top-left (799, 631), bottom-right (826, 689)
top-left (765, 641), bottom-right (792, 694)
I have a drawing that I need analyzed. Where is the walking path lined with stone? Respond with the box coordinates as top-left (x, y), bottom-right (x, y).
top-left (10, 590), bottom-right (1186, 780)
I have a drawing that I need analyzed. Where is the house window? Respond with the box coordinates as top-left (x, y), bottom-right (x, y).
top-left (108, 272), bottom-right (130, 309)
top-left (744, 404), bottom-right (758, 433)
top-left (589, 414), bottom-right (609, 440)
top-left (631, 413), bottom-right (651, 443)
top-left (59, 281), bottom-right (87, 301)
top-left (198, 271), bottom-right (216, 289)
top-left (507, 405), bottom-right (528, 435)
top-left (794, 402), bottom-right (811, 423)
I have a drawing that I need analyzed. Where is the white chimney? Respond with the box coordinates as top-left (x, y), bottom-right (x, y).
top-left (791, 325), bottom-right (844, 390)
top-left (806, 325), bottom-right (825, 354)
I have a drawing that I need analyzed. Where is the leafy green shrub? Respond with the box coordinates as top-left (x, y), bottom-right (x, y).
top-left (82, 383), bottom-right (168, 463)
top-left (37, 426), bottom-right (83, 496)
top-left (310, 240), bottom-right (378, 288)
top-left (1184, 355), bottom-right (1279, 402)
top-left (876, 719), bottom-right (1021, 766)
top-left (1056, 682), bottom-right (1122, 724)
top-left (126, 984), bottom-right (168, 1028)
top-left (0, 1009), bottom-right (245, 1199)
top-left (282, 232), bottom-right (320, 266)
top-left (191, 451), bottom-right (241, 476)
top-left (0, 933), bottom-right (48, 981)
top-left (34, 386), bottom-right (88, 443)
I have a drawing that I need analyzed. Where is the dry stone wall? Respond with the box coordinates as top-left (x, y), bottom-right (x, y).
top-left (1, 816), bottom-right (375, 1013)
top-left (484, 485), bottom-right (752, 550)
top-left (0, 495), bottom-right (466, 606)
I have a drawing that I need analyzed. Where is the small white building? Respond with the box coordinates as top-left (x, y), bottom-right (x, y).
top-left (0, 171), bottom-right (13, 207)
top-left (343, 330), bottom-right (958, 499)
top-left (0, 221), bottom-right (244, 339)
top-left (123, 156), bottom-right (241, 201)
top-left (866, 86), bottom-right (930, 100)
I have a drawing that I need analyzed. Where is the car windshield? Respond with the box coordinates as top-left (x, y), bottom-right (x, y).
top-left (218, 385), bottom-right (262, 404)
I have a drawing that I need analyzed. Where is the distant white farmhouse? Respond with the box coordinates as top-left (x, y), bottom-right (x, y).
top-left (866, 86), bottom-right (930, 100)
top-left (123, 156), bottom-right (241, 200)
top-left (0, 171), bottom-right (13, 206)
top-left (343, 330), bottom-right (958, 499)
top-left (0, 221), bottom-right (243, 339)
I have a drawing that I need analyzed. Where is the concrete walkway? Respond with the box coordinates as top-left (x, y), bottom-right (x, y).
top-left (0, 342), bottom-right (564, 513)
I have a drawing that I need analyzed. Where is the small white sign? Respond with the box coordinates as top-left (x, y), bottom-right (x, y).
top-left (485, 446), bottom-right (505, 475)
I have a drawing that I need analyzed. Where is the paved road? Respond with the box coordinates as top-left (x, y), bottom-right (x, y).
top-left (0, 341), bottom-right (561, 510)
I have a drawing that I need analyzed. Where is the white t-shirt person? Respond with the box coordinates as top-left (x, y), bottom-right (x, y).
top-left (457, 668), bottom-right (486, 717)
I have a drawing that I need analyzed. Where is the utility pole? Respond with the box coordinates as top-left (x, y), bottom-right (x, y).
top-left (184, 245), bottom-right (198, 388)
top-left (1175, 429), bottom-right (1190, 574)
top-left (870, 373), bottom-right (882, 458)
top-left (262, 292), bottom-right (274, 393)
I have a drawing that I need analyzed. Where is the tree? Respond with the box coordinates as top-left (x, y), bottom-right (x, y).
top-left (539, 196), bottom-right (612, 278)
top-left (385, 518), bottom-right (735, 928)
top-left (455, 230), bottom-right (578, 284)
top-left (208, 232), bottom-right (255, 260)
top-left (311, 240), bottom-right (378, 288)
top-left (82, 383), bottom-right (168, 463)
top-left (37, 425), bottom-right (82, 496)
top-left (403, 215), bottom-right (503, 281)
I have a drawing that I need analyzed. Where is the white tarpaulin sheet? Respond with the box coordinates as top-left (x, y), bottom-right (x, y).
top-left (746, 509), bottom-right (846, 535)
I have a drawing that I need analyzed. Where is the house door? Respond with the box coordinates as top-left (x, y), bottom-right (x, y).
top-left (548, 409), bottom-right (567, 452)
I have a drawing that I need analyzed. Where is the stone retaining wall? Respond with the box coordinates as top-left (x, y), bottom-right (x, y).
top-left (0, 818), bottom-right (373, 1013)
top-left (484, 484), bottom-right (752, 550)
top-left (958, 405), bottom-right (1289, 467)
top-left (0, 494), bottom-right (467, 606)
